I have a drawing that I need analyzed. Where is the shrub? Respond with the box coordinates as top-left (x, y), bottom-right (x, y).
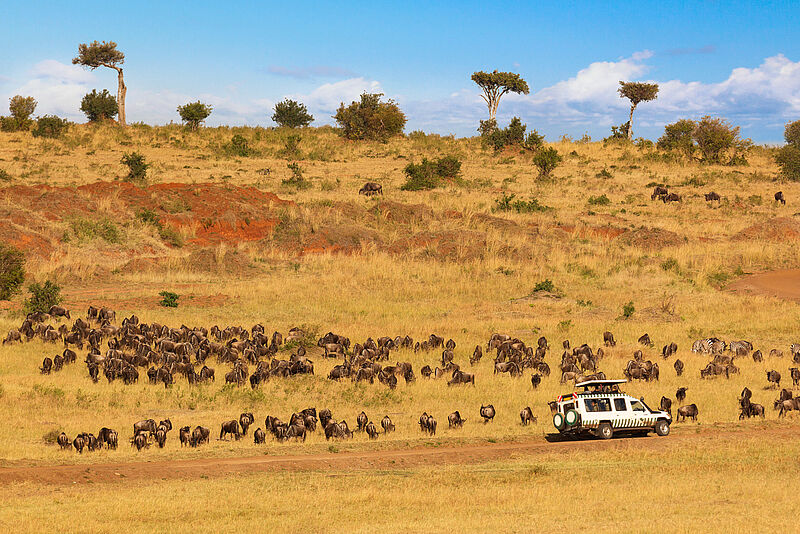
top-left (69, 217), bottom-right (122, 244)
top-left (177, 101), bottom-right (213, 130)
top-left (532, 279), bottom-right (555, 293)
top-left (621, 301), bottom-right (635, 319)
top-left (281, 162), bottom-right (312, 190)
top-left (334, 92), bottom-right (406, 142)
top-left (159, 290), bottom-right (179, 308)
top-left (272, 99), bottom-right (313, 128)
top-left (0, 95), bottom-right (37, 131)
top-left (657, 119), bottom-right (695, 158)
top-left (80, 89), bottom-right (118, 122)
top-left (692, 116), bottom-right (750, 164)
top-left (785, 119), bottom-right (800, 147)
top-left (24, 280), bottom-right (62, 314)
top-left (32, 115), bottom-right (69, 138)
top-left (481, 117), bottom-right (544, 152)
top-left (532, 147), bottom-right (562, 178)
top-left (595, 168), bottom-right (613, 179)
top-left (136, 209), bottom-right (183, 247)
top-left (121, 152), bottom-right (149, 184)
top-left (587, 194), bottom-right (611, 206)
top-left (776, 120), bottom-right (800, 181)
top-left (279, 134), bottom-right (302, 159)
top-left (400, 156), bottom-right (462, 191)
top-left (0, 244), bottom-right (25, 300)
top-left (0, 169), bottom-right (11, 182)
top-left (493, 193), bottom-right (551, 213)
top-left (224, 134), bottom-right (253, 157)
top-left (605, 122), bottom-right (630, 141)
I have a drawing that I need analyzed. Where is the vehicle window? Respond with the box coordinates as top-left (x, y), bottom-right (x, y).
top-left (630, 400), bottom-right (645, 411)
top-left (613, 398), bottom-right (626, 411)
top-left (584, 398), bottom-right (611, 412)
top-left (562, 402), bottom-right (574, 413)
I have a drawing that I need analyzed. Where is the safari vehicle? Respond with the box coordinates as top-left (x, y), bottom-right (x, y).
top-left (551, 379), bottom-right (671, 439)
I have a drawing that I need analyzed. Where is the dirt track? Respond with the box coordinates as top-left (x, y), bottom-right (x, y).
top-left (727, 269), bottom-right (800, 302)
top-left (1, 425), bottom-right (792, 486)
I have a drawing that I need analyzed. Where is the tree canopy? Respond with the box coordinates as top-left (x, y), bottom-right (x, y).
top-left (272, 99), bottom-right (314, 128)
top-left (333, 93), bottom-right (406, 142)
top-left (471, 70), bottom-right (530, 120)
top-left (618, 81), bottom-right (659, 139)
top-left (177, 101), bottom-right (213, 130)
top-left (72, 40), bottom-right (125, 69)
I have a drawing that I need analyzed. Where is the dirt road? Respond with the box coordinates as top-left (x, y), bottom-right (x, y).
top-left (0, 424), bottom-right (791, 486)
top-left (728, 269), bottom-right (800, 302)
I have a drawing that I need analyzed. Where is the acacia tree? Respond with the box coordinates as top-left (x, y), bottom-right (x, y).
top-left (72, 41), bottom-right (127, 126)
top-left (618, 81), bottom-right (659, 139)
top-left (471, 70), bottom-right (529, 122)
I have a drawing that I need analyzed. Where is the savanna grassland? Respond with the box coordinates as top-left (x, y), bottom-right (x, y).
top-left (1, 124), bottom-right (800, 532)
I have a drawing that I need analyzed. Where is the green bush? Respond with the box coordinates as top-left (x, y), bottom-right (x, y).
top-left (121, 151), bottom-right (149, 184)
top-left (0, 169), bottom-right (11, 182)
top-left (32, 115), bottom-right (69, 138)
top-left (785, 119), bottom-right (800, 146)
top-left (532, 279), bottom-right (556, 293)
top-left (400, 156), bottom-right (462, 191)
top-left (693, 116), bottom-right (751, 164)
top-left (177, 101), bottom-right (213, 130)
top-left (80, 89), bottom-right (118, 122)
top-left (481, 117), bottom-right (544, 153)
top-left (622, 301), bottom-right (635, 319)
top-left (0, 244), bottom-right (25, 300)
top-left (776, 119), bottom-right (800, 181)
top-left (532, 147), bottom-right (562, 178)
top-left (272, 99), bottom-right (313, 128)
top-left (587, 194), bottom-right (611, 206)
top-left (334, 92), bottom-right (406, 142)
top-left (279, 134), bottom-right (302, 159)
top-left (281, 162), bottom-right (312, 190)
top-left (493, 193), bottom-right (551, 213)
top-left (224, 134), bottom-right (253, 157)
top-left (69, 217), bottom-right (122, 244)
top-left (136, 209), bottom-right (183, 247)
top-left (24, 280), bottom-right (62, 314)
top-left (159, 290), bottom-right (179, 308)
top-left (657, 119), bottom-right (695, 158)
top-left (0, 96), bottom-right (37, 131)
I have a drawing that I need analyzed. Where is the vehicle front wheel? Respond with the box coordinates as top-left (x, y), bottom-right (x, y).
top-left (597, 423), bottom-right (613, 440)
top-left (655, 420), bottom-right (670, 436)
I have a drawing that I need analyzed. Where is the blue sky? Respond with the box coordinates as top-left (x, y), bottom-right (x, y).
top-left (1, 0), bottom-right (798, 142)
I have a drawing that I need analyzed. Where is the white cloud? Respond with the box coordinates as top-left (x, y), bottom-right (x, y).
top-left (30, 59), bottom-right (96, 84)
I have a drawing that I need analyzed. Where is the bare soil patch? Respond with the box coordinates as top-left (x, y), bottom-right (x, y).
top-left (616, 226), bottom-right (683, 250)
top-left (732, 216), bottom-right (800, 242)
top-left (727, 269), bottom-right (800, 302)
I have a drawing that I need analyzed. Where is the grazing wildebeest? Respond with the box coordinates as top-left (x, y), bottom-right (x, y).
top-left (179, 426), bottom-right (191, 446)
top-left (365, 422), bottom-right (379, 439)
top-left (254, 427), bottom-right (266, 444)
top-left (155, 428), bottom-right (167, 448)
top-left (531, 373), bottom-right (541, 389)
top-left (662, 192), bottom-right (681, 203)
top-left (520, 406), bottom-right (535, 426)
top-left (651, 186), bottom-right (669, 200)
top-left (133, 433), bottom-right (147, 451)
top-left (774, 399), bottom-right (797, 417)
top-left (448, 411), bottom-right (465, 428)
top-left (660, 396), bottom-right (672, 416)
top-left (790, 367), bottom-right (800, 387)
top-left (470, 345), bottom-right (483, 365)
top-left (448, 370), bottom-right (475, 386)
top-left (285, 424), bottom-right (307, 442)
top-left (677, 404), bottom-right (699, 422)
top-left (57, 432), bottom-right (70, 450)
top-left (381, 415), bottom-right (395, 433)
top-left (704, 191), bottom-right (721, 202)
top-left (98, 427), bottom-right (118, 449)
top-left (133, 419), bottom-right (157, 437)
top-left (603, 331), bottom-right (616, 347)
top-left (638, 334), bottom-right (652, 346)
top-left (358, 182), bottom-right (383, 196)
top-left (766, 370), bottom-right (781, 388)
top-left (673, 359), bottom-right (684, 377)
top-left (357, 411), bottom-right (368, 432)
top-left (73, 435), bottom-right (86, 453)
top-left (676, 387), bottom-right (688, 403)
top-left (191, 426), bottom-right (210, 447)
top-left (775, 191), bottom-right (786, 205)
top-left (219, 420), bottom-right (241, 440)
top-left (48, 305), bottom-right (70, 320)
top-left (239, 413), bottom-right (255, 436)
top-left (480, 404), bottom-right (496, 424)
top-left (752, 350), bottom-right (763, 363)
top-left (662, 342), bottom-right (677, 359)
top-left (40, 357), bottom-right (53, 374)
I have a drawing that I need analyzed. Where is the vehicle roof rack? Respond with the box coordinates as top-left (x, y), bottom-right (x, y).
top-left (574, 379), bottom-right (627, 388)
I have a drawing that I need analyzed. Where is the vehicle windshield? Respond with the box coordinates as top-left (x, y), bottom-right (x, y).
top-left (630, 399), bottom-right (649, 412)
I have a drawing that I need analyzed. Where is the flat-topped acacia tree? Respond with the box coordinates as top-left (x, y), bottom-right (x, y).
top-left (471, 70), bottom-right (530, 122)
top-left (72, 41), bottom-right (127, 126)
top-left (618, 81), bottom-right (659, 139)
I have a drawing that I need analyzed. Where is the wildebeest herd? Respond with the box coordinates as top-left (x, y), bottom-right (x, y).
top-left (650, 186), bottom-right (788, 206)
top-left (4, 305), bottom-right (800, 453)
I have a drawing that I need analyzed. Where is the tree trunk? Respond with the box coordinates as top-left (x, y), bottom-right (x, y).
top-left (627, 104), bottom-right (635, 140)
top-left (116, 68), bottom-right (127, 127)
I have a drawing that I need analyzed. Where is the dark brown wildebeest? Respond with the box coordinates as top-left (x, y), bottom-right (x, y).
top-left (480, 404), bottom-right (496, 424)
top-left (420, 365), bottom-right (432, 378)
top-left (676, 387), bottom-right (688, 403)
top-left (97, 427), bottom-right (117, 449)
top-left (319, 409), bottom-right (333, 429)
top-left (285, 424), bottom-right (306, 441)
top-left (358, 182), bottom-right (383, 196)
top-left (752, 350), bottom-right (763, 363)
top-left (790, 367), bottom-right (800, 387)
top-left (775, 399), bottom-right (795, 417)
top-left (133, 433), bottom-right (148, 451)
top-left (662, 193), bottom-right (681, 203)
top-left (155, 428), bottom-right (167, 448)
top-left (159, 419), bottom-right (172, 433)
top-left (674, 359), bottom-right (684, 377)
top-left (470, 345), bottom-right (483, 365)
top-left (48, 305), bottom-right (70, 320)
top-left (40, 357), bottom-right (53, 374)
top-left (662, 342), bottom-right (677, 359)
top-left (357, 411), bottom-right (368, 432)
top-left (548, 401), bottom-right (558, 413)
top-left (651, 186), bottom-right (669, 200)
top-left (770, 349), bottom-right (784, 359)
top-left (448, 370), bottom-right (475, 386)
top-left (766, 370), bottom-right (781, 388)
top-left (520, 406), bottom-right (535, 426)
top-left (73, 435), bottom-right (86, 453)
top-left (191, 426), bottom-right (210, 447)
top-left (53, 353), bottom-right (64, 372)
top-left (531, 373), bottom-right (541, 389)
top-left (179, 426), bottom-right (191, 446)
top-left (704, 191), bottom-right (721, 202)
top-left (603, 331), bottom-right (616, 347)
top-left (133, 419), bottom-right (157, 437)
top-left (638, 333), bottom-right (652, 347)
top-left (57, 432), bottom-right (70, 450)
top-left (448, 411), bottom-right (465, 429)
top-left (677, 403), bottom-right (699, 422)
top-left (365, 421), bottom-right (379, 439)
top-left (381, 415), bottom-right (395, 433)
top-left (254, 427), bottom-right (266, 444)
top-left (660, 396), bottom-right (673, 416)
top-left (775, 191), bottom-right (786, 205)
top-left (239, 413), bottom-right (255, 436)
top-left (219, 420), bottom-right (241, 440)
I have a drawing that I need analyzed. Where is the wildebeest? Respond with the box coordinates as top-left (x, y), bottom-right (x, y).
top-left (357, 411), bottom-right (368, 432)
top-left (651, 185), bottom-right (669, 200)
top-left (254, 427), bottom-right (266, 444)
top-left (133, 433), bottom-right (147, 451)
top-left (662, 342), bottom-right (677, 359)
top-left (57, 432), bottom-right (70, 450)
top-left (752, 350), bottom-right (763, 363)
top-left (704, 191), bottom-right (721, 202)
top-left (48, 305), bottom-right (71, 320)
top-left (381, 415), bottom-right (395, 433)
top-left (219, 420), bottom-right (241, 440)
top-left (179, 426), bottom-right (191, 446)
top-left (155, 428), bottom-right (167, 448)
top-left (191, 426), bottom-right (210, 447)
top-left (520, 406), bottom-right (535, 426)
top-left (470, 345), bottom-right (483, 365)
top-left (677, 403), bottom-right (699, 422)
top-left (775, 191), bottom-right (786, 205)
top-left (766, 370), bottom-right (781, 388)
top-left (660, 396), bottom-right (672, 416)
top-left (448, 370), bottom-right (475, 386)
top-left (790, 367), bottom-right (800, 387)
top-left (530, 373), bottom-right (541, 389)
top-left (358, 182), bottom-right (383, 196)
top-left (674, 359), bottom-right (684, 377)
top-left (97, 427), bottom-right (118, 449)
top-left (365, 421), bottom-right (379, 439)
top-left (662, 192), bottom-right (681, 203)
top-left (285, 423), bottom-right (307, 442)
top-left (133, 419), bottom-right (157, 437)
top-left (676, 387), bottom-right (688, 403)
top-left (603, 331), bottom-right (616, 347)
top-left (480, 404), bottom-right (496, 423)
top-left (448, 411), bottom-right (465, 428)
top-left (73, 435), bottom-right (86, 453)
top-left (638, 333), bottom-right (652, 347)
top-left (419, 412), bottom-right (436, 435)
top-left (239, 413), bottom-right (255, 436)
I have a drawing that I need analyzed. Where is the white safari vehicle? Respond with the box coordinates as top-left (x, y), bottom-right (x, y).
top-left (552, 379), bottom-right (671, 439)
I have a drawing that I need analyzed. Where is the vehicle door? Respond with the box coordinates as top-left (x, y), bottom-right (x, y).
top-left (629, 398), bottom-right (649, 427)
top-left (612, 397), bottom-right (629, 428)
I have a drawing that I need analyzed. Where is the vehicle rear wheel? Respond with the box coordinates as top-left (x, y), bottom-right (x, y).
top-left (553, 412), bottom-right (565, 431)
top-left (598, 423), bottom-right (613, 440)
top-left (655, 420), bottom-right (670, 436)
top-left (564, 409), bottom-right (579, 427)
